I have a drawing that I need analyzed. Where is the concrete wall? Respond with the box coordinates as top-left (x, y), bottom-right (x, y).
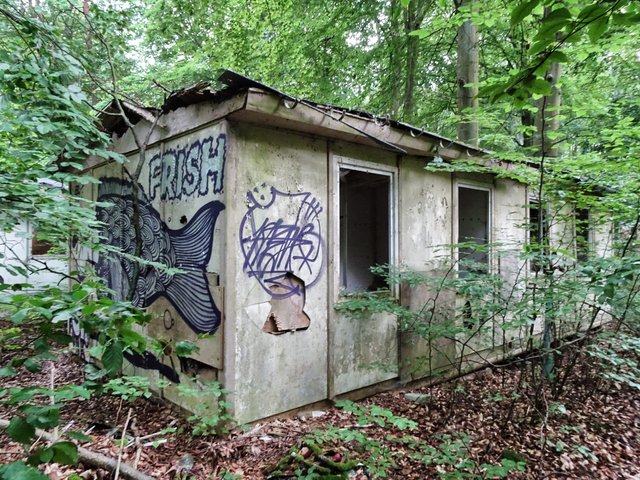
top-left (78, 99), bottom-right (617, 424)
top-left (79, 119), bottom-right (229, 413)
top-left (230, 124), bottom-right (329, 422)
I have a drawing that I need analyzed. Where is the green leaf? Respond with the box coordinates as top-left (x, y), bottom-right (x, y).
top-left (547, 50), bottom-right (569, 63)
top-left (21, 404), bottom-right (60, 429)
top-left (103, 340), bottom-right (123, 375)
top-left (52, 310), bottom-right (73, 323)
top-left (530, 78), bottom-right (552, 96)
top-left (612, 13), bottom-right (640, 26)
top-left (511, 0), bottom-right (540, 26)
top-left (23, 358), bottom-right (42, 373)
top-left (27, 447), bottom-right (54, 466)
top-left (588, 16), bottom-right (609, 42)
top-left (71, 289), bottom-right (89, 301)
top-left (7, 416), bottom-right (35, 444)
top-left (0, 366), bottom-right (17, 377)
top-left (545, 7), bottom-right (571, 23)
top-left (577, 4), bottom-right (607, 22)
top-left (66, 430), bottom-right (92, 443)
top-left (49, 442), bottom-right (79, 465)
top-left (175, 340), bottom-right (199, 357)
top-left (54, 384), bottom-right (92, 401)
top-left (0, 461), bottom-right (48, 480)
top-left (11, 308), bottom-right (30, 323)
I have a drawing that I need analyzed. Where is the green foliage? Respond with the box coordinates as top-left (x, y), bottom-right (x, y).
top-left (587, 332), bottom-right (640, 389)
top-left (177, 379), bottom-right (235, 436)
top-left (0, 461), bottom-right (48, 480)
top-left (299, 403), bottom-right (525, 478)
top-left (104, 375), bottom-right (153, 401)
top-left (174, 340), bottom-right (200, 357)
top-left (334, 400), bottom-right (418, 431)
top-left (0, 4), bottom-right (163, 475)
top-left (28, 441), bottom-right (78, 466)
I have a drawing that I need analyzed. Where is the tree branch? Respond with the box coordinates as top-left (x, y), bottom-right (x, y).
top-left (0, 419), bottom-right (155, 480)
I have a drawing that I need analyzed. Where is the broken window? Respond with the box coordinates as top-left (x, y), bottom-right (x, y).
top-left (340, 169), bottom-right (391, 292)
top-left (528, 200), bottom-right (549, 272)
top-left (575, 208), bottom-right (591, 262)
top-left (458, 186), bottom-right (490, 275)
top-left (31, 231), bottom-right (53, 256)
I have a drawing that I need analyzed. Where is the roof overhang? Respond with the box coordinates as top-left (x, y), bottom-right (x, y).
top-left (99, 70), bottom-right (490, 163)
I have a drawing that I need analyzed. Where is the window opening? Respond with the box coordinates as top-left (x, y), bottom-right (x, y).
top-left (575, 208), bottom-right (590, 262)
top-left (458, 186), bottom-right (489, 275)
top-left (340, 169), bottom-right (390, 292)
top-left (529, 200), bottom-right (549, 272)
top-left (31, 231), bottom-right (53, 256)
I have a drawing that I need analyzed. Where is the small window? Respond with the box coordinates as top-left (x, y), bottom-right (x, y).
top-left (575, 208), bottom-right (590, 262)
top-left (528, 200), bottom-right (549, 271)
top-left (458, 186), bottom-right (490, 275)
top-left (31, 232), bottom-right (53, 256)
top-left (340, 169), bottom-right (390, 292)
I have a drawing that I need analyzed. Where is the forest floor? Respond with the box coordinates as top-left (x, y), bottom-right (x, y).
top-left (1, 337), bottom-right (639, 479)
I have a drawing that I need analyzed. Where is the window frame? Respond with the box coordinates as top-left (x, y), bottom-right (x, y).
top-left (336, 158), bottom-right (398, 295)
top-left (527, 197), bottom-right (550, 272)
top-left (29, 222), bottom-right (54, 258)
top-left (575, 207), bottom-right (592, 262)
top-left (454, 181), bottom-right (493, 275)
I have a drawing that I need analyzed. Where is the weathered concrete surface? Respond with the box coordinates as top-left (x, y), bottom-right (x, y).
top-left (77, 87), bottom-right (617, 425)
top-left (399, 279), bottom-right (457, 382)
top-left (399, 158), bottom-right (452, 269)
top-left (231, 125), bottom-right (328, 423)
top-left (329, 142), bottom-right (399, 397)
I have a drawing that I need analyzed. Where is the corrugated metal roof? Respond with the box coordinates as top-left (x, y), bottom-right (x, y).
top-left (215, 70), bottom-right (487, 156)
top-left (100, 69), bottom-right (488, 156)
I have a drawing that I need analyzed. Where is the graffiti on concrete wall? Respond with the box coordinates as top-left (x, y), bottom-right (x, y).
top-left (148, 134), bottom-right (226, 201)
top-left (96, 178), bottom-right (224, 334)
top-left (240, 185), bottom-right (323, 333)
top-left (124, 350), bottom-right (180, 383)
top-left (68, 317), bottom-right (90, 361)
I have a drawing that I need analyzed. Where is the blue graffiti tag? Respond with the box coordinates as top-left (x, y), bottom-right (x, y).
top-left (240, 185), bottom-right (324, 298)
top-left (148, 134), bottom-right (226, 201)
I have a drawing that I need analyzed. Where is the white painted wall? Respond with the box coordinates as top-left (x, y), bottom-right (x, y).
top-left (0, 221), bottom-right (67, 289)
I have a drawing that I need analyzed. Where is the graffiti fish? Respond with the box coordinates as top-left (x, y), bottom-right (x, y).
top-left (240, 185), bottom-right (324, 299)
top-left (96, 178), bottom-right (224, 334)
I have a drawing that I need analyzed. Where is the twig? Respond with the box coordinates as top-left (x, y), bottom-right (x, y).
top-left (131, 417), bottom-right (142, 470)
top-left (152, 79), bottom-right (172, 93)
top-left (114, 408), bottom-right (133, 480)
top-left (0, 419), bottom-right (153, 480)
top-left (115, 397), bottom-right (124, 427)
top-left (50, 363), bottom-right (58, 442)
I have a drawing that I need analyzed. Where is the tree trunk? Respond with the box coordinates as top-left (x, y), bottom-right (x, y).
top-left (386, 0), bottom-right (403, 117)
top-left (455, 0), bottom-right (479, 147)
top-left (402, 0), bottom-right (423, 122)
top-left (535, 8), bottom-right (562, 381)
top-left (535, 62), bottom-right (562, 157)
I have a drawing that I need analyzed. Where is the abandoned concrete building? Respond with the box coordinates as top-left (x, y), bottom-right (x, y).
top-left (77, 70), bottom-right (611, 423)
